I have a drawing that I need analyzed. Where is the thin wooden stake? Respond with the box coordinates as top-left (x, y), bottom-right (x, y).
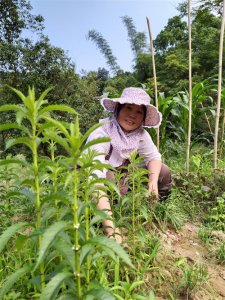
top-left (146, 17), bottom-right (160, 150)
top-left (219, 108), bottom-right (225, 158)
top-left (214, 0), bottom-right (225, 171)
top-left (186, 0), bottom-right (192, 175)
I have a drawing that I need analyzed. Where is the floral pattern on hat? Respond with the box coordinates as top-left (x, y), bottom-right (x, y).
top-left (100, 87), bottom-right (162, 128)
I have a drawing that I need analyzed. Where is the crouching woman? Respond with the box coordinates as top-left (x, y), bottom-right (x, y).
top-left (86, 87), bottom-right (172, 244)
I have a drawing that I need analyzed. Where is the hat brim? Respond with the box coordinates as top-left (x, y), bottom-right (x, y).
top-left (101, 97), bottom-right (162, 128)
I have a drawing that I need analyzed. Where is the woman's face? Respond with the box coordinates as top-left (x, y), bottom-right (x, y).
top-left (117, 104), bottom-right (145, 132)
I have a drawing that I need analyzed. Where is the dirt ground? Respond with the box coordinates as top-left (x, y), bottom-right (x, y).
top-left (158, 223), bottom-right (225, 299)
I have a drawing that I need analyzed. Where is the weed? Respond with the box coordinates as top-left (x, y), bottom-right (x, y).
top-left (175, 259), bottom-right (209, 297)
top-left (216, 242), bottom-right (225, 264)
top-left (207, 193), bottom-right (225, 230)
top-left (153, 191), bottom-right (187, 231)
top-left (198, 225), bottom-right (213, 244)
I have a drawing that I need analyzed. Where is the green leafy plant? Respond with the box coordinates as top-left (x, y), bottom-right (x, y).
top-left (170, 78), bottom-right (216, 145)
top-left (175, 259), bottom-right (209, 297)
top-left (198, 226), bottom-right (213, 244)
top-left (216, 242), bottom-right (225, 264)
top-left (207, 193), bottom-right (225, 231)
top-left (0, 87), bottom-right (135, 299)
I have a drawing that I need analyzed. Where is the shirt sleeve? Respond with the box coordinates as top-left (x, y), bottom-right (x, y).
top-left (138, 130), bottom-right (161, 165)
top-left (85, 127), bottom-right (111, 178)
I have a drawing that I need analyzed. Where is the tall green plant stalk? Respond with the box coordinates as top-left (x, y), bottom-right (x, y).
top-left (32, 112), bottom-right (45, 289)
top-left (114, 257), bottom-right (120, 286)
top-left (132, 171), bottom-right (135, 251)
top-left (146, 16), bottom-right (160, 150)
top-left (186, 0), bottom-right (192, 175)
top-left (84, 175), bottom-right (91, 287)
top-left (214, 0), bottom-right (225, 170)
top-left (72, 165), bottom-right (82, 298)
top-left (49, 139), bottom-right (59, 214)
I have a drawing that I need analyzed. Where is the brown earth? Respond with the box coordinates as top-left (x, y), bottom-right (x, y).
top-left (155, 223), bottom-right (225, 299)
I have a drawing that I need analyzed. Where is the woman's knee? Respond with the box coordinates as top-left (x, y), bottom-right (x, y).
top-left (158, 163), bottom-right (172, 197)
top-left (159, 164), bottom-right (172, 185)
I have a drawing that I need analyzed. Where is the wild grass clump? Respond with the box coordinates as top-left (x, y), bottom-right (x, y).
top-left (206, 193), bottom-right (225, 231)
top-left (216, 242), bottom-right (225, 264)
top-left (175, 260), bottom-right (209, 298)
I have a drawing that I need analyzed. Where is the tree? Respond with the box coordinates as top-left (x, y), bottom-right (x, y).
top-left (96, 67), bottom-right (110, 94)
top-left (0, 0), bottom-right (107, 154)
top-left (104, 71), bottom-right (139, 96)
top-left (0, 0), bottom-right (44, 44)
top-left (134, 52), bottom-right (152, 83)
top-left (87, 29), bottom-right (121, 75)
top-left (154, 16), bottom-right (188, 53)
top-left (121, 15), bottom-right (147, 57)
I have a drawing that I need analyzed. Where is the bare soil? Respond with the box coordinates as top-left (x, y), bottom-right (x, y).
top-left (154, 223), bottom-right (225, 299)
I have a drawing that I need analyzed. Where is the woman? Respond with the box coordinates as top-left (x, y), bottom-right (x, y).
top-left (86, 87), bottom-right (172, 244)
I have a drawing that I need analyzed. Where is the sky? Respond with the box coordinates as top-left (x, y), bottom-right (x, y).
top-left (29, 0), bottom-right (182, 74)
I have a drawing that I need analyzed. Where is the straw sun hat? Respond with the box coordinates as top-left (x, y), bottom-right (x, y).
top-left (100, 87), bottom-right (162, 128)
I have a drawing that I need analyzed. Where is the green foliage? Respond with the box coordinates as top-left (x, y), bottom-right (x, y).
top-left (87, 30), bottom-right (121, 75)
top-left (169, 78), bottom-right (216, 144)
top-left (0, 265), bottom-right (32, 300)
top-left (198, 225), bottom-right (213, 244)
top-left (0, 0), bottom-right (44, 43)
top-left (175, 259), bottom-right (209, 296)
top-left (0, 87), bottom-right (135, 299)
top-left (207, 193), bottom-right (225, 230)
top-left (216, 242), bottom-right (225, 264)
top-left (153, 195), bottom-right (187, 231)
top-left (121, 16), bottom-right (147, 57)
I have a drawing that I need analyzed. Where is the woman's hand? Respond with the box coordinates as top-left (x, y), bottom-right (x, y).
top-left (107, 227), bottom-right (122, 244)
top-left (95, 191), bottom-right (125, 245)
top-left (147, 159), bottom-right (161, 200)
top-left (148, 178), bottom-right (159, 197)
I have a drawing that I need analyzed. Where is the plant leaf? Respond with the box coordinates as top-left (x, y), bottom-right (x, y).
top-left (0, 123), bottom-right (29, 134)
top-left (84, 287), bottom-right (116, 300)
top-left (43, 131), bottom-right (71, 154)
top-left (85, 236), bottom-right (134, 268)
top-left (39, 104), bottom-right (77, 116)
top-left (43, 117), bottom-right (71, 140)
top-left (80, 123), bottom-right (104, 145)
top-left (54, 238), bottom-right (75, 272)
top-left (0, 104), bottom-right (24, 112)
top-left (0, 222), bottom-right (28, 254)
top-left (34, 221), bottom-right (68, 271)
top-left (39, 272), bottom-right (73, 300)
top-left (0, 159), bottom-right (31, 169)
top-left (5, 137), bottom-right (34, 152)
top-left (82, 137), bottom-right (110, 152)
top-left (0, 265), bottom-right (32, 299)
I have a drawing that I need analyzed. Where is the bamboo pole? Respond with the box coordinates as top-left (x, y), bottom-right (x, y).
top-left (186, 0), bottom-right (192, 175)
top-left (146, 17), bottom-right (160, 150)
top-left (213, 0), bottom-right (225, 171)
top-left (219, 108), bottom-right (225, 157)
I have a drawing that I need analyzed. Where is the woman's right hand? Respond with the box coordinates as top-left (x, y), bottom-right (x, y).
top-left (113, 228), bottom-right (123, 244)
top-left (107, 227), bottom-right (122, 244)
